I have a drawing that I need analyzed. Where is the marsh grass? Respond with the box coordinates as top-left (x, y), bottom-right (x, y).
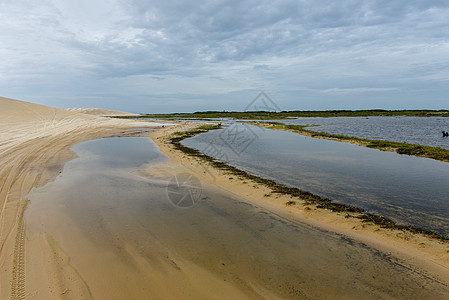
top-left (169, 124), bottom-right (449, 242)
top-left (256, 122), bottom-right (449, 163)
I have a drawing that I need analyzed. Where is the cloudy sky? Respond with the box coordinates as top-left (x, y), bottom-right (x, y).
top-left (1, 0), bottom-right (449, 113)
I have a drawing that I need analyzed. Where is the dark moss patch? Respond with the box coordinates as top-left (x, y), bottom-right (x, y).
top-left (358, 214), bottom-right (448, 240)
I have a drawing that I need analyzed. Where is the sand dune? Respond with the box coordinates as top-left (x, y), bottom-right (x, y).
top-left (0, 97), bottom-right (164, 298)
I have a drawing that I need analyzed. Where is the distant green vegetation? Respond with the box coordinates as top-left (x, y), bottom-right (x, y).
top-left (112, 109), bottom-right (449, 120)
top-left (255, 122), bottom-right (449, 163)
top-left (169, 124), bottom-right (449, 241)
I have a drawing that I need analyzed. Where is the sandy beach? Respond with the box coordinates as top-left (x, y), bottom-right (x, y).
top-left (1, 96), bottom-right (449, 299)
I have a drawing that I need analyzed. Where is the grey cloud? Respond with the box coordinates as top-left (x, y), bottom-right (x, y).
top-left (1, 0), bottom-right (449, 112)
top-left (59, 1), bottom-right (449, 67)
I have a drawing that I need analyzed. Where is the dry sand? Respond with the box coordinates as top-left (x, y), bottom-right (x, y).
top-left (1, 96), bottom-right (449, 299)
top-left (65, 107), bottom-right (139, 117)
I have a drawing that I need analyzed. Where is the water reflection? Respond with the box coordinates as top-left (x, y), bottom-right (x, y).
top-left (183, 124), bottom-right (449, 235)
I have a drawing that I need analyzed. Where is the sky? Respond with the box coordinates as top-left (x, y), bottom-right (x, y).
top-left (1, 0), bottom-right (449, 113)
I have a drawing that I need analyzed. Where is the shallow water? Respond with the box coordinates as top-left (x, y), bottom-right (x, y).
top-left (25, 136), bottom-right (449, 298)
top-left (278, 116), bottom-right (449, 149)
top-left (183, 124), bottom-right (449, 235)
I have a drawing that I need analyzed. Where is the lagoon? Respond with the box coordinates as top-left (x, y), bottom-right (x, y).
top-left (182, 123), bottom-right (449, 235)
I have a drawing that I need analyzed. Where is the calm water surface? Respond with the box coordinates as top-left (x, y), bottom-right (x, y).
top-left (25, 136), bottom-right (449, 298)
top-left (279, 116), bottom-right (449, 149)
top-left (183, 124), bottom-right (449, 235)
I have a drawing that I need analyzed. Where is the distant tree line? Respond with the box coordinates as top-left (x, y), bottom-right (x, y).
top-left (112, 109), bottom-right (449, 120)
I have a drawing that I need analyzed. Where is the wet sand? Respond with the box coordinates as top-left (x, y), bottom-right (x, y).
top-left (1, 97), bottom-right (449, 299)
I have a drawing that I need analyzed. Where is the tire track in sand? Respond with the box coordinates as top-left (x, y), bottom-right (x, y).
top-left (7, 131), bottom-right (75, 299)
top-left (10, 201), bottom-right (27, 300)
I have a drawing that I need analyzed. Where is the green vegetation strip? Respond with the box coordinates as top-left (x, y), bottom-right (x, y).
top-left (254, 122), bottom-right (449, 163)
top-left (169, 124), bottom-right (449, 241)
top-left (112, 109), bottom-right (449, 120)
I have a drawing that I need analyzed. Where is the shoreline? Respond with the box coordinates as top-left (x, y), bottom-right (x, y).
top-left (2, 96), bottom-right (449, 298)
top-left (149, 122), bottom-right (449, 285)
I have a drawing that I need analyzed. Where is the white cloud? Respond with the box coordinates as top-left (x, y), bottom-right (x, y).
top-left (321, 87), bottom-right (399, 94)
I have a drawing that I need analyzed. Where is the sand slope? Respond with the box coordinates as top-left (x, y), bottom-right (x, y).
top-left (65, 107), bottom-right (138, 116)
